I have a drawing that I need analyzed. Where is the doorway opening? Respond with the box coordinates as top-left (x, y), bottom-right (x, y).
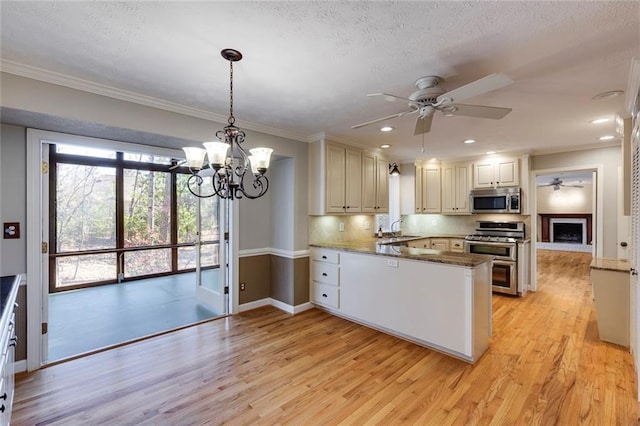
top-left (28, 132), bottom-right (229, 366)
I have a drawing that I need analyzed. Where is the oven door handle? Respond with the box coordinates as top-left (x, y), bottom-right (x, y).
top-left (493, 259), bottom-right (515, 266)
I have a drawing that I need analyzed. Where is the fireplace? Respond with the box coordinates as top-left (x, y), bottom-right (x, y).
top-left (551, 218), bottom-right (587, 244)
top-left (539, 214), bottom-right (592, 244)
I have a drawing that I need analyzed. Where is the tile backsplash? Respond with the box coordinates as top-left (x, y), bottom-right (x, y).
top-left (309, 214), bottom-right (531, 243)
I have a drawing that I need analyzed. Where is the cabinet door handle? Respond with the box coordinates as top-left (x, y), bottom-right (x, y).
top-left (321, 255), bottom-right (327, 259)
top-left (632, 268), bottom-right (638, 276)
top-left (322, 293), bottom-right (328, 298)
top-left (0, 404), bottom-right (5, 413)
top-left (621, 241), bottom-right (628, 247)
top-left (9, 337), bottom-right (17, 347)
top-left (0, 393), bottom-right (6, 401)
top-left (322, 273), bottom-right (328, 277)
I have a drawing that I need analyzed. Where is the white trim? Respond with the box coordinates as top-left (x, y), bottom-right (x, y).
top-left (239, 247), bottom-right (310, 259)
top-left (238, 298), bottom-right (271, 312)
top-left (625, 58), bottom-right (640, 115)
top-left (1, 60), bottom-right (308, 143)
top-left (26, 129), bottom-right (44, 372)
top-left (238, 248), bottom-right (272, 258)
top-left (239, 298), bottom-right (314, 315)
top-left (14, 360), bottom-right (27, 374)
top-left (270, 248), bottom-right (311, 259)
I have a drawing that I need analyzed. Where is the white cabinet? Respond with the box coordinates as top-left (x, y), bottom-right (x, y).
top-left (430, 238), bottom-right (450, 251)
top-left (407, 238), bottom-right (431, 249)
top-left (362, 152), bottom-right (389, 213)
top-left (415, 166), bottom-right (441, 214)
top-left (0, 276), bottom-right (19, 426)
top-left (326, 143), bottom-right (362, 213)
top-left (441, 162), bottom-right (471, 214)
top-left (450, 239), bottom-right (465, 253)
top-left (310, 248), bottom-right (340, 309)
top-left (473, 158), bottom-right (519, 188)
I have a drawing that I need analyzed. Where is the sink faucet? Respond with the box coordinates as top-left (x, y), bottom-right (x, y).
top-left (391, 219), bottom-right (403, 236)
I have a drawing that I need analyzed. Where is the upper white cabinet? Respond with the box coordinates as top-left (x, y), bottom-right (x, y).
top-left (401, 163), bottom-right (441, 215)
top-left (441, 162), bottom-right (471, 214)
top-left (362, 152), bottom-right (389, 213)
top-left (473, 158), bottom-right (519, 188)
top-left (308, 138), bottom-right (387, 215)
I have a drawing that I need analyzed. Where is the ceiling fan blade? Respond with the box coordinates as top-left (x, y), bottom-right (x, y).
top-left (414, 113), bottom-right (433, 135)
top-left (437, 73), bottom-right (513, 104)
top-left (448, 104), bottom-right (512, 119)
top-left (351, 110), bottom-right (414, 129)
top-left (367, 93), bottom-right (417, 105)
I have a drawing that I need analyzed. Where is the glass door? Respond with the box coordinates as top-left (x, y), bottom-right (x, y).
top-left (184, 174), bottom-right (227, 315)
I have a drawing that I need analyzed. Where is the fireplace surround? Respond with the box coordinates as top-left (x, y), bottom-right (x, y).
top-left (540, 213), bottom-right (592, 244)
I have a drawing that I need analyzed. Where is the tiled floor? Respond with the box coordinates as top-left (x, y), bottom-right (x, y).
top-left (48, 270), bottom-right (223, 362)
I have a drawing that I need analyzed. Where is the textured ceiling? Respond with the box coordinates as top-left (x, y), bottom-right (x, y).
top-left (1, 1), bottom-right (639, 161)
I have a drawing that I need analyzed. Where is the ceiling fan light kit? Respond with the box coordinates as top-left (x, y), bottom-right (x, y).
top-left (352, 73), bottom-right (514, 137)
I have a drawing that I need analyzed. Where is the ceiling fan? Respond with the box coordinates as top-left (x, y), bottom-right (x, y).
top-left (541, 177), bottom-right (584, 191)
top-left (352, 73), bottom-right (514, 135)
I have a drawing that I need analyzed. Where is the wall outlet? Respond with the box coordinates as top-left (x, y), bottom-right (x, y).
top-left (339, 222), bottom-right (345, 232)
top-left (431, 219), bottom-right (437, 226)
top-left (240, 282), bottom-right (246, 291)
top-left (387, 259), bottom-right (399, 268)
top-left (364, 221), bottom-right (371, 230)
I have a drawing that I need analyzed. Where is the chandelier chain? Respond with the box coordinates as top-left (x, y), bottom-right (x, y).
top-left (228, 61), bottom-right (235, 126)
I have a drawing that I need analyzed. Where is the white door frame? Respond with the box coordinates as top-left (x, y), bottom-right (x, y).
top-left (529, 164), bottom-right (603, 292)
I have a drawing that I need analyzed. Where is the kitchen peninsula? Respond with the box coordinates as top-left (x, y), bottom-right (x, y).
top-left (309, 239), bottom-right (493, 363)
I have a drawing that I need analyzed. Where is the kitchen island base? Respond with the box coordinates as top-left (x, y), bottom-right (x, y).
top-left (311, 248), bottom-right (492, 363)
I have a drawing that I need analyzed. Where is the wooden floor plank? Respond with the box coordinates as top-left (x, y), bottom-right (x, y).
top-left (13, 249), bottom-right (639, 424)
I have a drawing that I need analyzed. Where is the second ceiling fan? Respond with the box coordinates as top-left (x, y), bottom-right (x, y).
top-left (352, 73), bottom-right (514, 135)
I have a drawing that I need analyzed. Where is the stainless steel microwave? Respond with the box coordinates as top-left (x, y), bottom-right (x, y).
top-left (470, 187), bottom-right (521, 214)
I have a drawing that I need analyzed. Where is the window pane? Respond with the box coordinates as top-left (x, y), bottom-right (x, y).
top-left (56, 163), bottom-right (116, 252)
top-left (176, 173), bottom-right (199, 244)
top-left (201, 243), bottom-right (219, 268)
top-left (123, 152), bottom-right (173, 165)
top-left (177, 246), bottom-right (197, 270)
top-left (55, 254), bottom-right (117, 288)
top-left (124, 248), bottom-right (171, 278)
top-left (56, 145), bottom-right (117, 159)
top-left (123, 169), bottom-right (171, 247)
top-left (200, 189), bottom-right (220, 242)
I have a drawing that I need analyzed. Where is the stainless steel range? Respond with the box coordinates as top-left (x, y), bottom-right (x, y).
top-left (465, 221), bottom-right (525, 296)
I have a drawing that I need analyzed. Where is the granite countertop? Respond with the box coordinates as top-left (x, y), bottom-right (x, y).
top-left (590, 257), bottom-right (631, 273)
top-left (310, 240), bottom-right (493, 267)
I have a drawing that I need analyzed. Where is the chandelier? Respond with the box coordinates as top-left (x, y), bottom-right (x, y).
top-left (182, 49), bottom-right (273, 199)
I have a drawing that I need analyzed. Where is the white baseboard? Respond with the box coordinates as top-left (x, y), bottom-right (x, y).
top-left (238, 298), bottom-right (271, 312)
top-left (14, 359), bottom-right (27, 374)
top-left (239, 298), bottom-right (314, 315)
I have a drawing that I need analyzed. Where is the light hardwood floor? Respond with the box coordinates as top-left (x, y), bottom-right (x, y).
top-left (13, 250), bottom-right (639, 424)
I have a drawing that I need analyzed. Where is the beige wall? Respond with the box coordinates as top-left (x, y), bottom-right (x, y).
top-left (536, 184), bottom-right (593, 214)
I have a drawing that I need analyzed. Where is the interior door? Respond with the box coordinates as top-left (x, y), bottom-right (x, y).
top-left (194, 174), bottom-right (227, 315)
top-left (41, 144), bottom-right (50, 363)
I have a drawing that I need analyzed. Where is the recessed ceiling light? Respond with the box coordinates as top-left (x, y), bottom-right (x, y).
top-left (599, 135), bottom-right (615, 141)
top-left (590, 118), bottom-right (610, 124)
top-left (592, 90), bottom-right (624, 101)
top-left (463, 139), bottom-right (476, 144)
top-left (380, 144), bottom-right (391, 149)
top-left (380, 126), bottom-right (394, 132)
top-left (486, 151), bottom-right (496, 155)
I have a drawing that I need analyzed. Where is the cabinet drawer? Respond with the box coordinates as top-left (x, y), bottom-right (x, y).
top-left (312, 262), bottom-right (339, 286)
top-left (311, 249), bottom-right (339, 264)
top-left (312, 282), bottom-right (339, 309)
top-left (450, 239), bottom-right (465, 253)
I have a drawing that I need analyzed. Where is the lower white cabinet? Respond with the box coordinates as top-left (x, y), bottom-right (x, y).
top-left (450, 239), bottom-right (465, 253)
top-left (310, 249), bottom-right (340, 309)
top-left (0, 276), bottom-right (19, 425)
top-left (430, 238), bottom-right (450, 251)
top-left (407, 238), bottom-right (431, 249)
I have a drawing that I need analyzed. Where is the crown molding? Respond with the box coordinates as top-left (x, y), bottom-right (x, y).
top-left (529, 141), bottom-right (621, 156)
top-left (0, 59), bottom-right (309, 143)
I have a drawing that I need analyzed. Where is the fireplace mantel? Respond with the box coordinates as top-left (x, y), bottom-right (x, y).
top-left (540, 214), bottom-right (592, 244)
